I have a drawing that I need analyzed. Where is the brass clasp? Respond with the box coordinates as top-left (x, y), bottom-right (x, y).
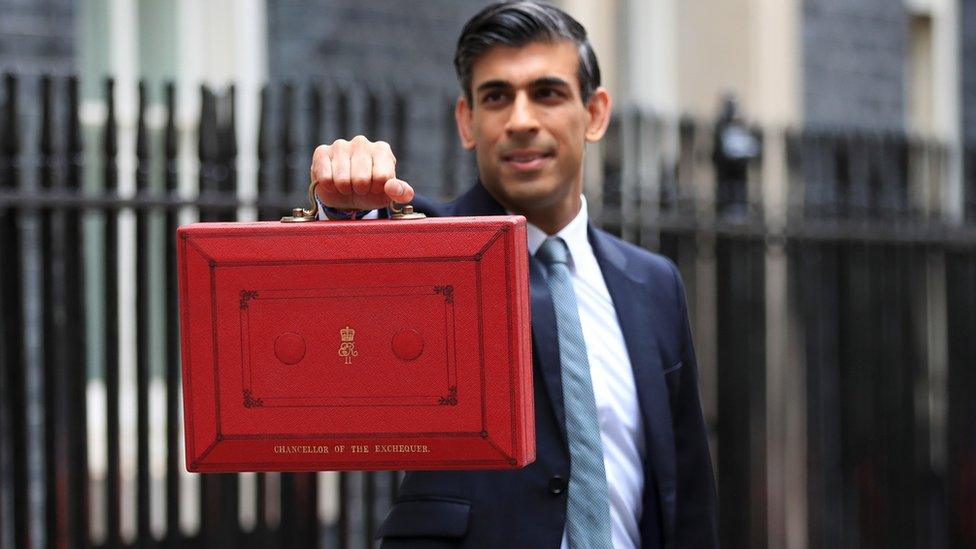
top-left (280, 207), bottom-right (316, 223)
top-left (389, 202), bottom-right (426, 220)
top-left (280, 180), bottom-right (321, 223)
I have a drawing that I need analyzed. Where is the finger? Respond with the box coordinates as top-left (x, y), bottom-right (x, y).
top-left (349, 136), bottom-right (373, 195)
top-left (330, 140), bottom-right (352, 195)
top-left (370, 141), bottom-right (396, 195)
top-left (311, 145), bottom-right (334, 196)
top-left (384, 178), bottom-right (414, 204)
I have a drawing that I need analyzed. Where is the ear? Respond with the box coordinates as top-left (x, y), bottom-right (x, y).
top-left (584, 87), bottom-right (612, 142)
top-left (455, 95), bottom-right (477, 150)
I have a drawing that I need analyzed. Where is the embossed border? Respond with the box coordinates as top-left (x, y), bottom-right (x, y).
top-left (238, 285), bottom-right (458, 407)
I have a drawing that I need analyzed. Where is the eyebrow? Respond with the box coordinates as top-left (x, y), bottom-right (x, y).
top-left (474, 76), bottom-right (573, 94)
top-left (531, 77), bottom-right (572, 89)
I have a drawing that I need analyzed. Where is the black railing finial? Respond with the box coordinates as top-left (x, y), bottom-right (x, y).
top-left (104, 77), bottom-right (118, 193)
top-left (221, 85), bottom-right (238, 201)
top-left (280, 82), bottom-right (295, 194)
top-left (67, 76), bottom-right (82, 191)
top-left (198, 84), bottom-right (219, 199)
top-left (39, 75), bottom-right (55, 191)
top-left (3, 73), bottom-right (20, 161)
top-left (136, 80), bottom-right (150, 193)
top-left (164, 81), bottom-right (178, 194)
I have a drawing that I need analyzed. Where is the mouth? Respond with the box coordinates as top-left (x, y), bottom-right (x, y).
top-left (501, 149), bottom-right (554, 172)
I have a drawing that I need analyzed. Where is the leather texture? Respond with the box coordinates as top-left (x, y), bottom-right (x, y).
top-left (177, 216), bottom-right (535, 472)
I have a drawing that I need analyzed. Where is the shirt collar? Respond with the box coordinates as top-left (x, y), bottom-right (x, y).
top-left (524, 195), bottom-right (590, 269)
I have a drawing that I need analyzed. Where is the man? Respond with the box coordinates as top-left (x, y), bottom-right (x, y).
top-left (309, 2), bottom-right (717, 547)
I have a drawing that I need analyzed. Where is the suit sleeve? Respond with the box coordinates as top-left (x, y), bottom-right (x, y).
top-left (668, 260), bottom-right (720, 548)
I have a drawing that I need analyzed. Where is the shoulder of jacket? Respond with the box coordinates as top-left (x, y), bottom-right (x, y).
top-left (594, 227), bottom-right (679, 281)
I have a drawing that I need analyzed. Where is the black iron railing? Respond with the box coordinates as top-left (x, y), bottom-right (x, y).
top-left (0, 72), bottom-right (974, 549)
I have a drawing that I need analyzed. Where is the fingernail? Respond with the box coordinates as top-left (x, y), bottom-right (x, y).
top-left (394, 181), bottom-right (404, 195)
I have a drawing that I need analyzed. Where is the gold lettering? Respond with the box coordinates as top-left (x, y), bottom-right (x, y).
top-left (273, 443), bottom-right (432, 455)
top-left (373, 444), bottom-right (430, 453)
top-left (272, 445), bottom-right (329, 454)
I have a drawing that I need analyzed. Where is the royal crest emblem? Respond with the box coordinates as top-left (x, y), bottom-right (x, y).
top-left (338, 325), bottom-right (358, 364)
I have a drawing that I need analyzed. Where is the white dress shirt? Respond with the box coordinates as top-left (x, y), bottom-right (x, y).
top-left (524, 196), bottom-right (646, 549)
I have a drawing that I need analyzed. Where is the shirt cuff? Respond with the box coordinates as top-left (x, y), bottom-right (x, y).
top-left (315, 195), bottom-right (373, 220)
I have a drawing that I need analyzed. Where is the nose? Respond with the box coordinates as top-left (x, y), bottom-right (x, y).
top-left (505, 92), bottom-right (539, 137)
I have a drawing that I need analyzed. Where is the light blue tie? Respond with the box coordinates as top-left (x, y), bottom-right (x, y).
top-left (537, 237), bottom-right (613, 549)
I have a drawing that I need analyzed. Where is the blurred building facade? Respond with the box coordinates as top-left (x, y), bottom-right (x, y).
top-left (0, 0), bottom-right (75, 76)
top-left (2, 1), bottom-right (975, 549)
top-left (1, 0), bottom-right (972, 205)
top-left (1, 0), bottom-right (973, 130)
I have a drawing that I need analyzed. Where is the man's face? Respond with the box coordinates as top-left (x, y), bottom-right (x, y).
top-left (455, 41), bottom-right (610, 231)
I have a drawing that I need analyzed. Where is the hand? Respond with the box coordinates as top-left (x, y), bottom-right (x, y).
top-left (310, 135), bottom-right (415, 212)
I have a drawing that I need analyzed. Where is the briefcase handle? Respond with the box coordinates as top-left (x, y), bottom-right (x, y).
top-left (281, 179), bottom-right (426, 223)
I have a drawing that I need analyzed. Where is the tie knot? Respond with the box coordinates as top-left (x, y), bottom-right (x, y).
top-left (536, 237), bottom-right (570, 266)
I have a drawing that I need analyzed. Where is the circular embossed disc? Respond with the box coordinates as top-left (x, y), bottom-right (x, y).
top-left (391, 329), bottom-right (424, 361)
top-left (274, 332), bottom-right (306, 365)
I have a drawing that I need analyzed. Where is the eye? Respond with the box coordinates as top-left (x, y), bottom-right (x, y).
top-left (481, 91), bottom-right (507, 105)
top-left (534, 87), bottom-right (565, 102)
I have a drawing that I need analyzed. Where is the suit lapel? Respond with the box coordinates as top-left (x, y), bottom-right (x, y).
top-left (528, 256), bottom-right (567, 442)
top-left (589, 226), bottom-right (677, 532)
top-left (449, 183), bottom-right (569, 441)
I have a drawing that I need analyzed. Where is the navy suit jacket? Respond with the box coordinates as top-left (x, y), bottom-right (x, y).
top-left (377, 183), bottom-right (718, 548)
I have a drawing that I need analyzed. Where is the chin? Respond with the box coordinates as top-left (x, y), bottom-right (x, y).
top-left (499, 185), bottom-right (562, 212)
top-left (483, 171), bottom-right (566, 207)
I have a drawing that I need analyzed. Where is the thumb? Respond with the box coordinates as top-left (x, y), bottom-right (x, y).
top-left (384, 178), bottom-right (415, 204)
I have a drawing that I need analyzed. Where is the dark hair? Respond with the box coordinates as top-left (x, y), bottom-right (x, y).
top-left (454, 1), bottom-right (601, 104)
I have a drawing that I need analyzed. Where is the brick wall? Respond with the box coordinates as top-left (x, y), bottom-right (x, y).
top-left (266, 0), bottom-right (490, 195)
top-left (802, 0), bottom-right (907, 132)
top-left (0, 0), bottom-right (75, 75)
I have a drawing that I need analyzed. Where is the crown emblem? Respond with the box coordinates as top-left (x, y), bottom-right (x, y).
top-left (338, 326), bottom-right (358, 364)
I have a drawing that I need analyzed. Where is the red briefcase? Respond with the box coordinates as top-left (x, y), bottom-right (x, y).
top-left (177, 212), bottom-right (533, 472)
